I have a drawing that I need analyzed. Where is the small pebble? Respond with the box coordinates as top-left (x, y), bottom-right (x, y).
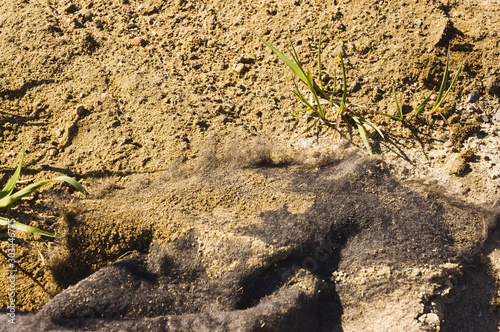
top-left (466, 104), bottom-right (477, 113)
top-left (79, 9), bottom-right (93, 21)
top-left (206, 39), bottom-right (216, 48)
top-left (444, 140), bottom-right (453, 147)
top-left (233, 63), bottom-right (246, 75)
top-left (65, 3), bottom-right (79, 14)
top-left (480, 115), bottom-right (489, 123)
top-left (335, 23), bottom-right (346, 31)
top-left (75, 105), bottom-right (87, 117)
top-left (467, 93), bottom-right (480, 103)
top-left (131, 36), bottom-right (144, 46)
top-left (494, 110), bottom-right (500, 122)
top-left (91, 21), bottom-right (104, 29)
top-left (47, 148), bottom-right (58, 157)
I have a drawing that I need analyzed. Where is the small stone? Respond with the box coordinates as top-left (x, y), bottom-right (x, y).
top-left (466, 104), bottom-right (477, 113)
top-left (232, 63), bottom-right (246, 75)
top-left (54, 128), bottom-right (64, 137)
top-left (65, 3), bottom-right (79, 14)
top-left (79, 9), bottom-right (93, 22)
top-left (335, 22), bottom-right (346, 31)
top-left (131, 36), bottom-right (144, 46)
top-left (494, 110), bottom-right (500, 122)
top-left (418, 313), bottom-right (440, 326)
top-left (91, 21), bottom-right (104, 29)
top-left (75, 105), bottom-right (87, 117)
top-left (47, 148), bottom-right (58, 157)
top-left (206, 39), bottom-right (216, 48)
top-left (479, 115), bottom-right (490, 123)
top-left (467, 93), bottom-right (480, 103)
top-left (443, 140), bottom-right (453, 147)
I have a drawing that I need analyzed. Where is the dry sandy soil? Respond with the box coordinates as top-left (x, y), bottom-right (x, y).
top-left (0, 0), bottom-right (499, 331)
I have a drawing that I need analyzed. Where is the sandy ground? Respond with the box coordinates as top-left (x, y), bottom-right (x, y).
top-left (0, 0), bottom-right (499, 331)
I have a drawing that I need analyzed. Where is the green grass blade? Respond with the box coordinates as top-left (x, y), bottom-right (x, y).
top-left (0, 179), bottom-right (52, 208)
top-left (432, 57), bottom-right (463, 113)
top-left (257, 34), bottom-right (309, 85)
top-left (0, 176), bottom-right (87, 208)
top-left (293, 82), bottom-right (314, 109)
top-left (393, 86), bottom-right (403, 120)
top-left (351, 116), bottom-right (373, 156)
top-left (380, 113), bottom-right (403, 121)
top-left (361, 117), bottom-right (385, 139)
top-left (53, 176), bottom-right (89, 196)
top-left (0, 148), bottom-right (25, 200)
top-left (337, 52), bottom-right (348, 115)
top-left (291, 108), bottom-right (312, 116)
top-left (434, 48), bottom-right (450, 108)
top-left (0, 217), bottom-right (55, 237)
top-left (305, 72), bottom-right (326, 119)
top-left (413, 93), bottom-right (432, 117)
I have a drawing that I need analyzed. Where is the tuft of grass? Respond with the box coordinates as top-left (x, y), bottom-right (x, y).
top-left (0, 147), bottom-right (88, 237)
top-left (381, 47), bottom-right (463, 123)
top-left (415, 46), bottom-right (465, 116)
top-left (381, 86), bottom-right (404, 122)
top-left (257, 33), bottom-right (383, 155)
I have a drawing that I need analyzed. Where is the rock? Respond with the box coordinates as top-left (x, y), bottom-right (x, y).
top-left (494, 109), bottom-right (500, 122)
top-left (443, 140), bottom-right (453, 148)
top-left (232, 63), bottom-right (246, 75)
top-left (131, 36), bottom-right (145, 46)
top-left (447, 148), bottom-right (475, 176)
top-left (467, 93), bottom-right (480, 103)
top-left (75, 105), bottom-right (87, 118)
top-left (47, 148), bottom-right (58, 157)
top-left (79, 9), bottom-right (93, 22)
top-left (65, 3), bottom-right (79, 14)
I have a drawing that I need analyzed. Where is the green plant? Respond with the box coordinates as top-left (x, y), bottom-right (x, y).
top-left (0, 148), bottom-right (88, 237)
top-left (381, 86), bottom-right (404, 122)
top-left (258, 33), bottom-right (383, 155)
top-left (416, 48), bottom-right (463, 117)
top-left (383, 47), bottom-right (463, 122)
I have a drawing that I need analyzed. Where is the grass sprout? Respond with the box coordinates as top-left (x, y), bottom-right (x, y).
top-left (258, 33), bottom-right (383, 155)
top-left (0, 147), bottom-right (88, 237)
top-left (380, 47), bottom-right (463, 122)
top-left (414, 47), bottom-right (464, 117)
top-left (381, 86), bottom-right (404, 121)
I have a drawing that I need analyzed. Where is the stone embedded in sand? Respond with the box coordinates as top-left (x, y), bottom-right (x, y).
top-left (443, 140), bottom-right (453, 148)
top-left (494, 110), bottom-right (500, 122)
top-left (79, 9), bottom-right (93, 22)
top-left (75, 104), bottom-right (87, 117)
top-left (65, 3), bottom-right (79, 14)
top-left (131, 36), bottom-right (145, 46)
top-left (233, 63), bottom-right (246, 75)
top-left (47, 148), bottom-right (58, 157)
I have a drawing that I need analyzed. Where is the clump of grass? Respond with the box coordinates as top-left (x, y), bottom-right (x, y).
top-left (257, 33), bottom-right (383, 155)
top-left (383, 47), bottom-right (463, 122)
top-left (0, 148), bottom-right (88, 237)
top-left (380, 86), bottom-right (405, 122)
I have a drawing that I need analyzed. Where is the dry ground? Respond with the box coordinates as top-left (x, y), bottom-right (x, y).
top-left (0, 0), bottom-right (499, 331)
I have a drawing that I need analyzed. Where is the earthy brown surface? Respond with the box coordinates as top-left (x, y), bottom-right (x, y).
top-left (0, 0), bottom-right (499, 331)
